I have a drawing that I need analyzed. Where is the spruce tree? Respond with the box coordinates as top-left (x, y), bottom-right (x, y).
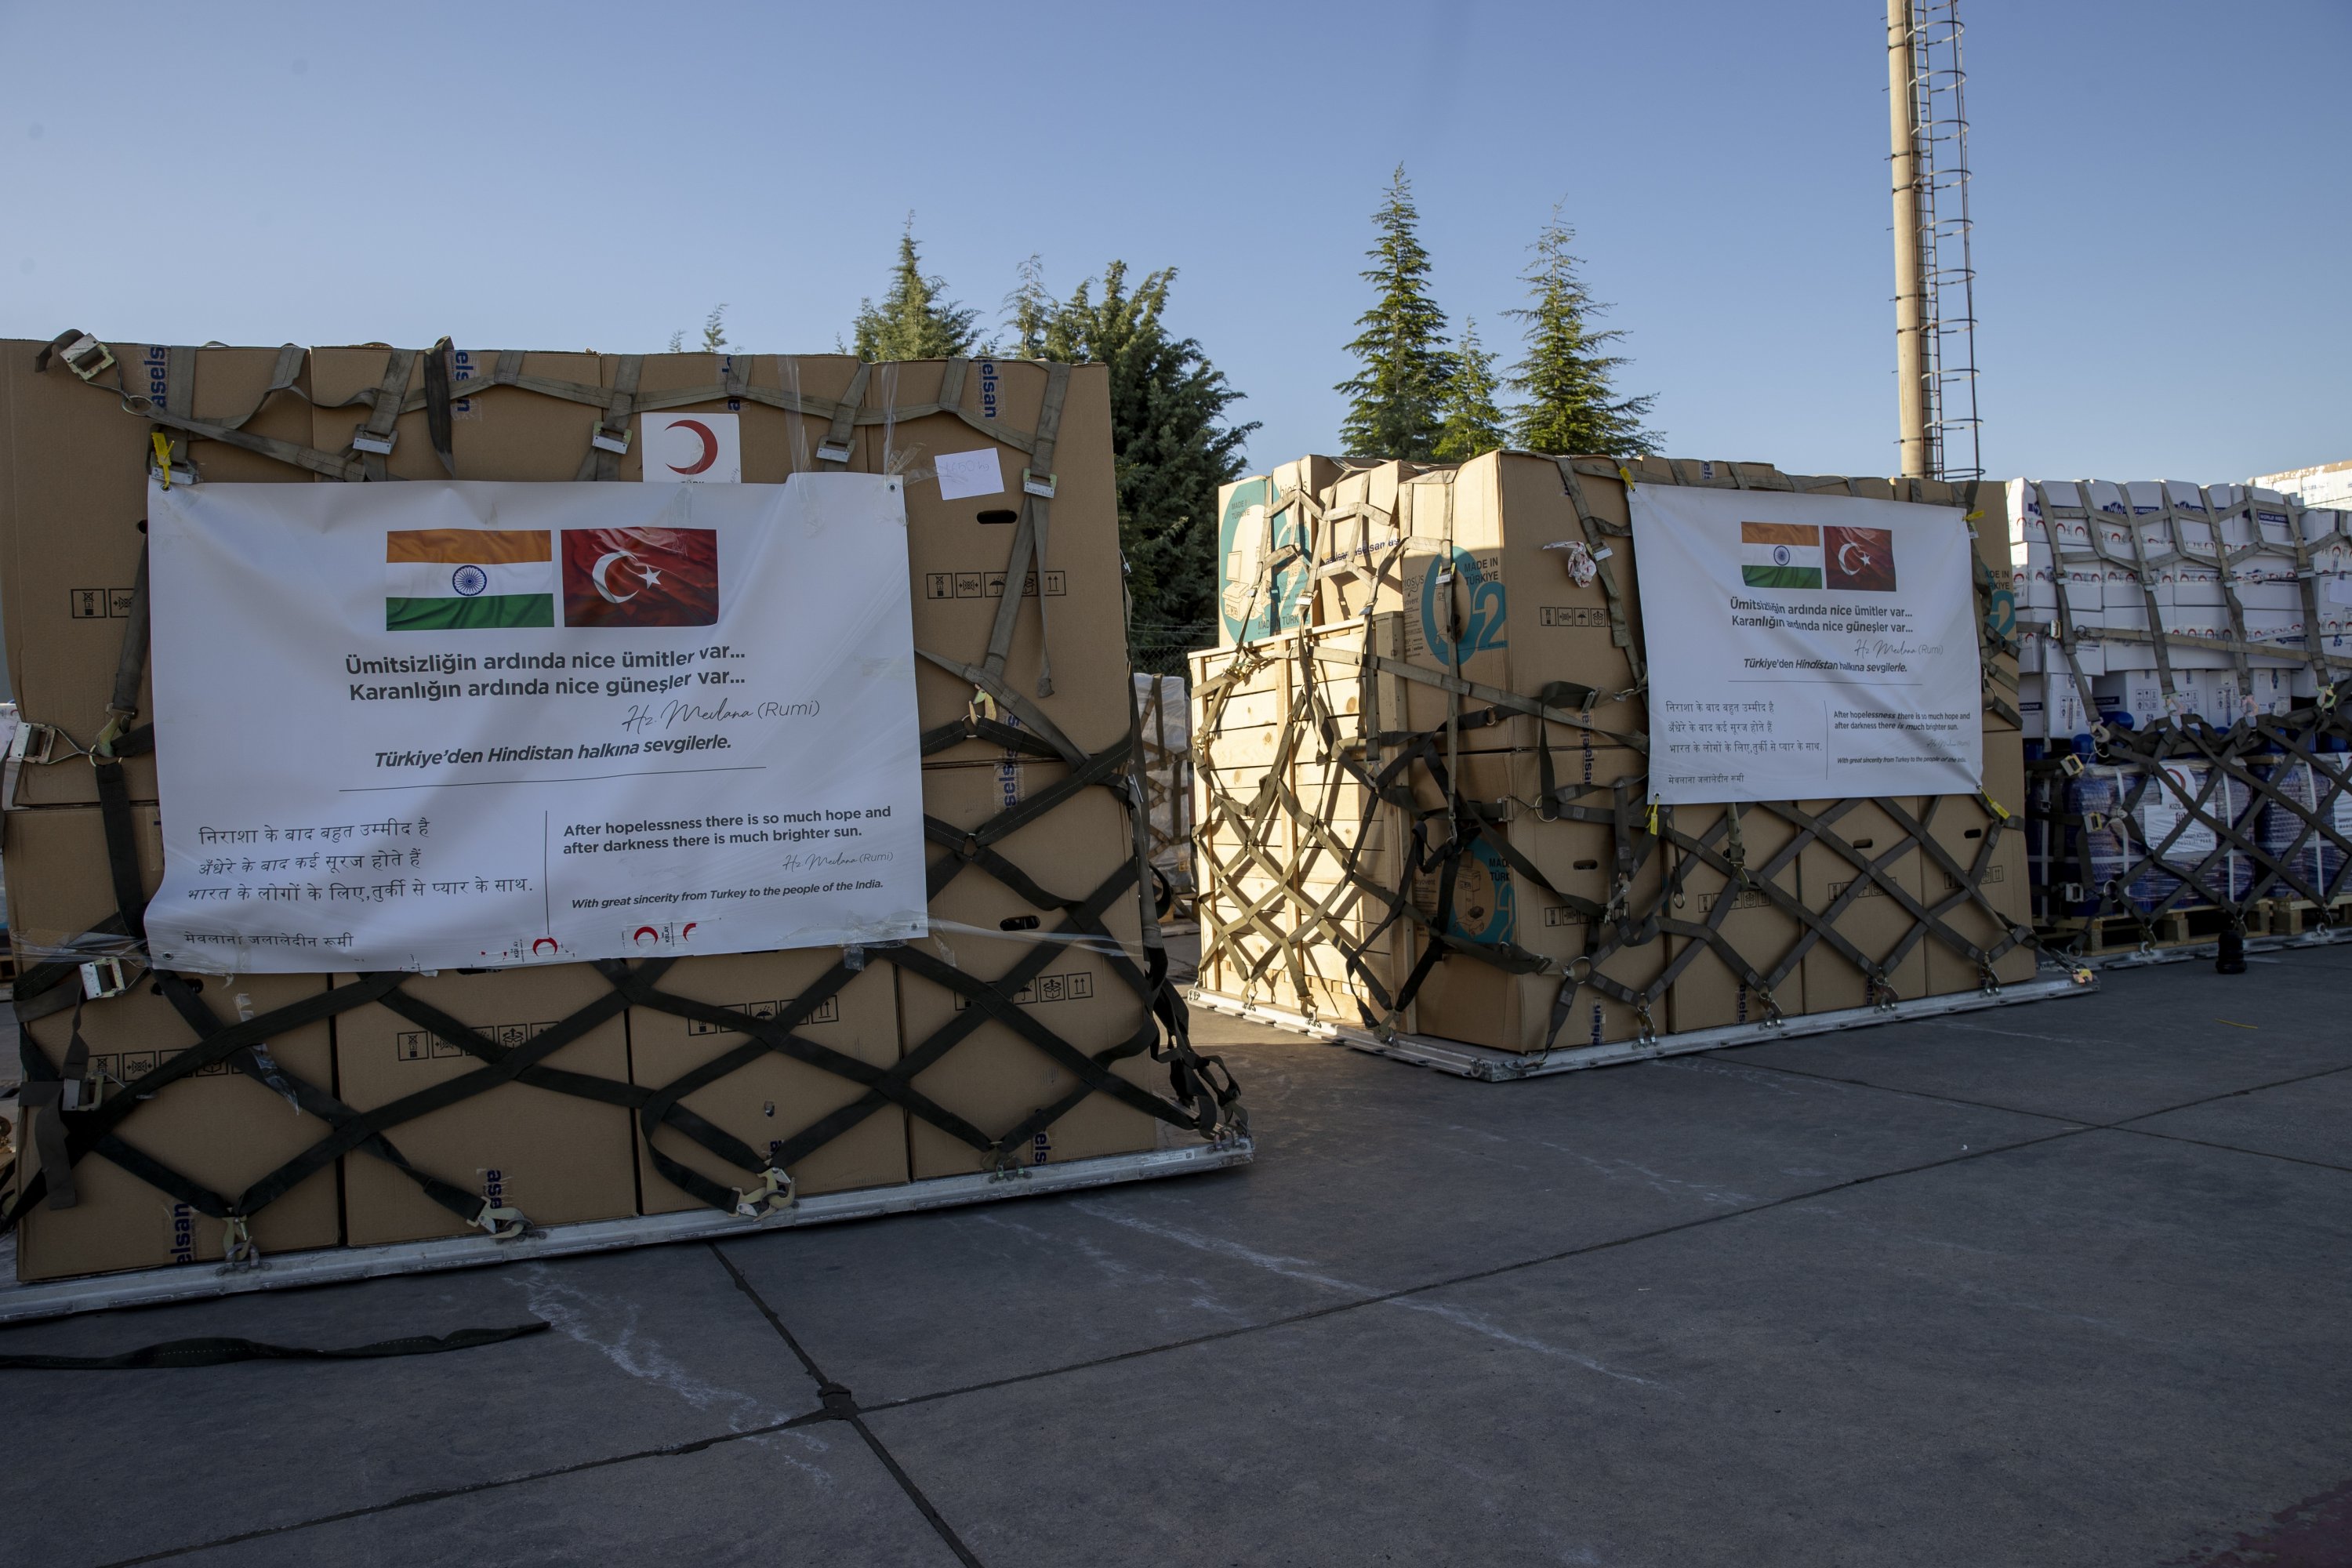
top-left (1433, 318), bottom-right (1508, 461)
top-left (1003, 255), bottom-right (1053, 360)
top-left (1336, 165), bottom-right (1453, 460)
top-left (1013, 260), bottom-right (1255, 661)
top-left (1508, 208), bottom-right (1659, 456)
top-left (851, 218), bottom-right (980, 361)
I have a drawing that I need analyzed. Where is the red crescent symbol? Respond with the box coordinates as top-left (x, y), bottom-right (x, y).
top-left (532, 937), bottom-right (559, 956)
top-left (667, 419), bottom-right (719, 476)
top-left (681, 922), bottom-right (698, 940)
top-left (633, 925), bottom-right (661, 945)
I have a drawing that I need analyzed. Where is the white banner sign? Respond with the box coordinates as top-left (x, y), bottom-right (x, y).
top-left (1630, 484), bottom-right (1982, 804)
top-left (145, 476), bottom-right (929, 973)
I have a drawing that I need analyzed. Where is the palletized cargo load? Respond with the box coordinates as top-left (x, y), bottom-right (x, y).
top-left (0, 333), bottom-right (1248, 1316)
top-left (1133, 673), bottom-right (1196, 920)
top-left (1191, 450), bottom-right (2085, 1079)
top-left (2008, 477), bottom-right (2352, 962)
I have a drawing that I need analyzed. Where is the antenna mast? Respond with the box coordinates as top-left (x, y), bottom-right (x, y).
top-left (1886, 0), bottom-right (1981, 481)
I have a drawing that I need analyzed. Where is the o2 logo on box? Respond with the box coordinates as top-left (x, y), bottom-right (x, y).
top-left (1218, 477), bottom-right (1309, 642)
top-left (1982, 580), bottom-right (2016, 641)
top-left (1443, 837), bottom-right (1516, 946)
top-left (1420, 547), bottom-right (1506, 666)
top-left (640, 413), bottom-right (742, 483)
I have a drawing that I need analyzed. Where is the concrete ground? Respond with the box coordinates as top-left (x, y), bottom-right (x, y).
top-left (2, 942), bottom-right (2349, 1567)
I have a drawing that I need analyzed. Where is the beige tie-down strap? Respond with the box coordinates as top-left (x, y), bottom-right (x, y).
top-left (1191, 456), bottom-right (2035, 1048)
top-left (2018, 477), bottom-right (2352, 947)
top-left (7, 333), bottom-right (1247, 1250)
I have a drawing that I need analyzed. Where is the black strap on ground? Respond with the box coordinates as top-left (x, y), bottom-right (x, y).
top-left (0, 1320), bottom-right (551, 1371)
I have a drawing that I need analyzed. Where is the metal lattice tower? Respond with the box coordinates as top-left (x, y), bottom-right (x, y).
top-left (1887, 0), bottom-right (1982, 482)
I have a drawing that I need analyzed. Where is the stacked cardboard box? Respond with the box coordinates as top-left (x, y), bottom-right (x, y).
top-left (1192, 451), bottom-right (2036, 1054)
top-left (2, 341), bottom-right (1169, 1283)
top-left (2008, 478), bottom-right (2342, 736)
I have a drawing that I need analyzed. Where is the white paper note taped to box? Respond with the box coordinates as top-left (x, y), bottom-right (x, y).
top-left (934, 448), bottom-right (1004, 501)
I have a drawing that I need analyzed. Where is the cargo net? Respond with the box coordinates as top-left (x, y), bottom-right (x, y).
top-left (1193, 455), bottom-right (2036, 1052)
top-left (2, 332), bottom-right (1243, 1259)
top-left (1133, 674), bottom-right (1196, 922)
top-left (2018, 479), bottom-right (2352, 954)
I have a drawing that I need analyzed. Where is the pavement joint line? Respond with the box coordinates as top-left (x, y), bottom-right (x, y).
top-left (2100, 1123), bottom-right (2352, 1178)
top-left (64, 1032), bottom-right (2352, 1563)
top-left (861, 1121), bottom-right (2099, 1420)
top-left (1707, 1053), bottom-right (2352, 1152)
top-left (85, 1410), bottom-right (833, 1568)
top-left (78, 1240), bottom-right (965, 1568)
top-left (709, 1243), bottom-right (986, 1568)
top-left (861, 1054), bottom-right (2352, 1421)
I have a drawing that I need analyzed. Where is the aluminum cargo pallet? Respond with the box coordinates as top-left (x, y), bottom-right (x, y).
top-left (2060, 923), bottom-right (2352, 971)
top-left (1189, 971), bottom-right (2096, 1081)
top-left (0, 1137), bottom-right (1253, 1325)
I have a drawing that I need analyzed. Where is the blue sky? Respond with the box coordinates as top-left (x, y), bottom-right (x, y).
top-left (3, 0), bottom-right (2344, 484)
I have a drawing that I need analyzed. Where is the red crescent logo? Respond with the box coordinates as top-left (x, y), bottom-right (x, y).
top-left (532, 937), bottom-right (559, 956)
top-left (633, 925), bottom-right (661, 945)
top-left (681, 922), bottom-right (698, 940)
top-left (666, 419), bottom-right (719, 476)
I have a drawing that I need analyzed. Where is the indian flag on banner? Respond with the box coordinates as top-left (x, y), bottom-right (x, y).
top-left (1739, 521), bottom-right (1824, 589)
top-left (386, 528), bottom-right (555, 630)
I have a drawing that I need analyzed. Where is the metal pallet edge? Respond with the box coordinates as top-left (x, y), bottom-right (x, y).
top-left (0, 1137), bottom-right (1254, 1325)
top-left (2058, 923), bottom-right (2352, 971)
top-left (1187, 971), bottom-right (2097, 1081)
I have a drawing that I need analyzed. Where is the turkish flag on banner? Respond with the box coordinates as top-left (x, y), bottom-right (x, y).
top-left (561, 528), bottom-right (720, 626)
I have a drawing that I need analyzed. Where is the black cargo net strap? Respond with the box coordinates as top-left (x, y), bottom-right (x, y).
top-left (1192, 456), bottom-right (2034, 1052)
top-left (5, 336), bottom-right (1243, 1256)
top-left (1199, 713), bottom-right (2032, 1051)
top-left (0, 1321), bottom-right (550, 1371)
top-left (5, 734), bottom-right (1240, 1246)
top-left (2016, 477), bottom-right (2352, 947)
top-left (2027, 713), bottom-right (2352, 946)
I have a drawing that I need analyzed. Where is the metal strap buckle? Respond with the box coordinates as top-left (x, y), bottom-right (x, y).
top-left (9, 721), bottom-right (60, 768)
top-left (589, 420), bottom-right (631, 455)
top-left (471, 1202), bottom-right (530, 1241)
top-left (350, 427), bottom-right (397, 456)
top-left (815, 437), bottom-right (854, 464)
top-left (220, 1217), bottom-right (263, 1272)
top-left (59, 334), bottom-right (114, 381)
top-left (1021, 468), bottom-right (1058, 499)
top-left (80, 956), bottom-right (133, 1000)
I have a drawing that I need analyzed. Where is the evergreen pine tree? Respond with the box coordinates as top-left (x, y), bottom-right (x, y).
top-left (1013, 260), bottom-right (1256, 659)
top-left (851, 218), bottom-right (980, 361)
top-left (1003, 255), bottom-right (1053, 360)
top-left (1508, 207), bottom-right (1660, 456)
top-left (1336, 165), bottom-right (1454, 460)
top-left (1433, 318), bottom-right (1508, 461)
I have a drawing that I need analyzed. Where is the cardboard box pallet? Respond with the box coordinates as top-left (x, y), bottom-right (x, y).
top-left (2, 343), bottom-right (1172, 1283)
top-left (1189, 452), bottom-right (2034, 1054)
